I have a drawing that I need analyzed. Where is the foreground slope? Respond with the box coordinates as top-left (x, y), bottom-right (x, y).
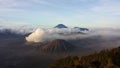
top-left (50, 47), bottom-right (120, 68)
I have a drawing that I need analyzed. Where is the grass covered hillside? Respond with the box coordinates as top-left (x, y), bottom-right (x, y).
top-left (50, 47), bottom-right (120, 68)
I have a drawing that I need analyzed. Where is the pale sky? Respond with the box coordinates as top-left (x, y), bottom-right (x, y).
top-left (0, 0), bottom-right (120, 28)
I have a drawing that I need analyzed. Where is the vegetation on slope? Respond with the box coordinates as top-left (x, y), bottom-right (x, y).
top-left (50, 47), bottom-right (120, 68)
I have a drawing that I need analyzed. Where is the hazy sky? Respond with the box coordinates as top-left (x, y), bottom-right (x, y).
top-left (0, 0), bottom-right (120, 28)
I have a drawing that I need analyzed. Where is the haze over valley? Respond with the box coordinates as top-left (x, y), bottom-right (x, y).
top-left (0, 24), bottom-right (120, 68)
top-left (0, 0), bottom-right (120, 68)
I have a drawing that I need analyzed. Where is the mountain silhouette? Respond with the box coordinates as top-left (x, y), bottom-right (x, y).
top-left (74, 27), bottom-right (89, 31)
top-left (54, 24), bottom-right (68, 28)
top-left (42, 39), bottom-right (75, 53)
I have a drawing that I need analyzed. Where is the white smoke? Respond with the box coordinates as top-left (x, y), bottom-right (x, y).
top-left (1, 26), bottom-right (120, 43)
top-left (26, 28), bottom-right (88, 42)
top-left (26, 28), bottom-right (120, 43)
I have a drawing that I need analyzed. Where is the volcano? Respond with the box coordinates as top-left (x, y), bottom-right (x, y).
top-left (54, 24), bottom-right (68, 28)
top-left (42, 39), bottom-right (75, 53)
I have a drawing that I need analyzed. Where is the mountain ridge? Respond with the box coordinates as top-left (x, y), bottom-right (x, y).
top-left (42, 39), bottom-right (75, 53)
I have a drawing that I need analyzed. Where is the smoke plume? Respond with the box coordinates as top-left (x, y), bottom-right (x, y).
top-left (25, 28), bottom-right (88, 42)
top-left (26, 28), bottom-right (120, 43)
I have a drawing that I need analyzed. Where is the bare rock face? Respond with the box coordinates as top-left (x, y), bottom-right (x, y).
top-left (42, 39), bottom-right (75, 53)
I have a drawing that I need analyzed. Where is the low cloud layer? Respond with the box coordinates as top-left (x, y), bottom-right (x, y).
top-left (26, 28), bottom-right (88, 42)
top-left (0, 26), bottom-right (35, 35)
top-left (26, 28), bottom-right (120, 43)
top-left (0, 27), bottom-right (120, 43)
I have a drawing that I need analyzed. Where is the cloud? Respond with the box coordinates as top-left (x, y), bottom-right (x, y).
top-left (91, 0), bottom-right (120, 14)
top-left (0, 24), bottom-right (35, 35)
top-left (29, 0), bottom-right (52, 5)
top-left (26, 28), bottom-right (87, 42)
top-left (0, 0), bottom-right (119, 28)
top-left (26, 27), bottom-right (120, 43)
top-left (0, 19), bottom-right (31, 28)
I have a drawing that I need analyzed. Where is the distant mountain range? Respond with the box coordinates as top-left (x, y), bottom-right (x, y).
top-left (74, 27), bottom-right (89, 31)
top-left (54, 24), bottom-right (89, 31)
top-left (0, 29), bottom-right (24, 39)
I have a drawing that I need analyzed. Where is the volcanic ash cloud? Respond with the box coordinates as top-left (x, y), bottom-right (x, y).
top-left (25, 28), bottom-right (120, 43)
top-left (26, 28), bottom-right (46, 42)
top-left (25, 28), bottom-right (86, 43)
